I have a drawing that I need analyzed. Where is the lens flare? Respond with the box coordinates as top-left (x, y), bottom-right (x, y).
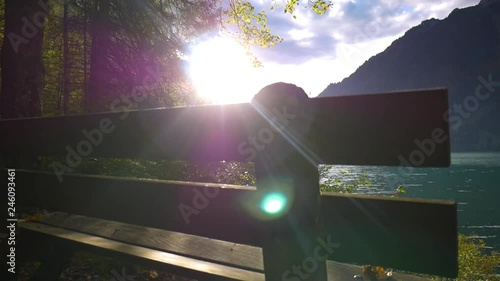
top-left (260, 192), bottom-right (288, 215)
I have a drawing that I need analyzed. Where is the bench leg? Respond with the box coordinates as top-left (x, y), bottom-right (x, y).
top-left (29, 239), bottom-right (74, 281)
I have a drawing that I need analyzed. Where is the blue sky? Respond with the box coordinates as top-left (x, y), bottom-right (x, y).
top-left (187, 0), bottom-right (481, 103)
top-left (250, 0), bottom-right (481, 96)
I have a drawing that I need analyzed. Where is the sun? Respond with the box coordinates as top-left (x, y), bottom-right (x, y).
top-left (187, 36), bottom-right (260, 104)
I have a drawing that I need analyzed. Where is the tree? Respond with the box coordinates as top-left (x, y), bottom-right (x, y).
top-left (453, 234), bottom-right (500, 281)
top-left (63, 0), bottom-right (70, 114)
top-left (0, 0), bottom-right (335, 117)
top-left (41, 0), bottom-right (90, 116)
top-left (0, 0), bottom-right (48, 118)
top-left (80, 0), bottom-right (335, 111)
top-left (85, 0), bottom-right (110, 111)
top-left (225, 0), bottom-right (332, 46)
top-left (0, 0), bottom-right (5, 99)
top-left (80, 0), bottom-right (221, 111)
top-left (222, 0), bottom-right (333, 65)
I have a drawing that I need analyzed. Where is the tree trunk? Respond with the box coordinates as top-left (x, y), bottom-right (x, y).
top-left (63, 0), bottom-right (70, 114)
top-left (86, 0), bottom-right (110, 112)
top-left (0, 0), bottom-right (48, 119)
top-left (82, 0), bottom-right (88, 110)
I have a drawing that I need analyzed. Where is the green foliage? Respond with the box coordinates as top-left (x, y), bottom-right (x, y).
top-left (421, 234), bottom-right (500, 281)
top-left (458, 235), bottom-right (500, 280)
top-left (42, 2), bottom-right (86, 116)
top-left (183, 161), bottom-right (255, 185)
top-left (39, 157), bottom-right (255, 185)
top-left (223, 0), bottom-right (333, 65)
top-left (319, 169), bottom-right (372, 193)
top-left (280, 0), bottom-right (332, 16)
top-left (2, 0), bottom-right (334, 115)
top-left (391, 184), bottom-right (406, 197)
top-left (34, 0), bottom-right (222, 115)
top-left (283, 0), bottom-right (300, 16)
top-left (41, 157), bottom-right (189, 180)
top-left (225, 0), bottom-right (282, 66)
top-left (309, 0), bottom-right (333, 15)
top-left (452, 234), bottom-right (500, 281)
top-left (225, 0), bottom-right (281, 48)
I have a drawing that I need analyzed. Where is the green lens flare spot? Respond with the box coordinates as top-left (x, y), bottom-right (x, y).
top-left (260, 192), bottom-right (287, 215)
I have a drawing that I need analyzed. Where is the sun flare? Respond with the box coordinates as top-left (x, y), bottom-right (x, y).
top-left (188, 37), bottom-right (259, 104)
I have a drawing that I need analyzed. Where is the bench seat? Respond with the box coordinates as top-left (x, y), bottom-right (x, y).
top-left (18, 212), bottom-right (431, 281)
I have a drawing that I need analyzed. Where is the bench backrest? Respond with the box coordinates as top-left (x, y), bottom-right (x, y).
top-left (0, 88), bottom-right (457, 278)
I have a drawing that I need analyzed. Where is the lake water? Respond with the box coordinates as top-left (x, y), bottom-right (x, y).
top-left (322, 152), bottom-right (500, 250)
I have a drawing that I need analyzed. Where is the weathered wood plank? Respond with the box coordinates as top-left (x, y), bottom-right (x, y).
top-left (13, 169), bottom-right (457, 277)
top-left (326, 262), bottom-right (432, 281)
top-left (321, 192), bottom-right (458, 278)
top-left (39, 212), bottom-right (264, 272)
top-left (18, 220), bottom-right (432, 281)
top-left (0, 88), bottom-right (450, 167)
top-left (18, 222), bottom-right (263, 281)
top-left (304, 88), bottom-right (450, 167)
top-left (14, 169), bottom-right (262, 246)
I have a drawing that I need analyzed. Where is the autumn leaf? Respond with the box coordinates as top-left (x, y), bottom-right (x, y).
top-left (22, 213), bottom-right (41, 222)
top-left (148, 270), bottom-right (158, 279)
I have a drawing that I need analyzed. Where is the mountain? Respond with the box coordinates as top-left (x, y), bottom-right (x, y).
top-left (319, 0), bottom-right (500, 152)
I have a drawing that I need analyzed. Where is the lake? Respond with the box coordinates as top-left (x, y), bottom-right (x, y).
top-left (322, 152), bottom-right (500, 250)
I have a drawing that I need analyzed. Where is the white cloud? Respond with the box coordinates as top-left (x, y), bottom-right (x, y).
top-left (254, 0), bottom-right (481, 97)
top-left (288, 28), bottom-right (314, 41)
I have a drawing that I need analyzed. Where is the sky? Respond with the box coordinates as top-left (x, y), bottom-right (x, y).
top-left (187, 0), bottom-right (482, 103)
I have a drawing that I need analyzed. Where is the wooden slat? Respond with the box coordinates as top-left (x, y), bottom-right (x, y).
top-left (309, 88), bottom-right (450, 166)
top-left (0, 88), bottom-right (450, 166)
top-left (19, 219), bottom-right (432, 281)
top-left (38, 212), bottom-right (264, 272)
top-left (326, 262), bottom-right (431, 281)
top-left (14, 169), bottom-right (263, 246)
top-left (14, 169), bottom-right (457, 277)
top-left (321, 192), bottom-right (458, 278)
top-left (18, 222), bottom-right (264, 281)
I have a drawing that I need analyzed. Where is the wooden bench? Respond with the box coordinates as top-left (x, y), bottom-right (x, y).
top-left (1, 84), bottom-right (458, 280)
